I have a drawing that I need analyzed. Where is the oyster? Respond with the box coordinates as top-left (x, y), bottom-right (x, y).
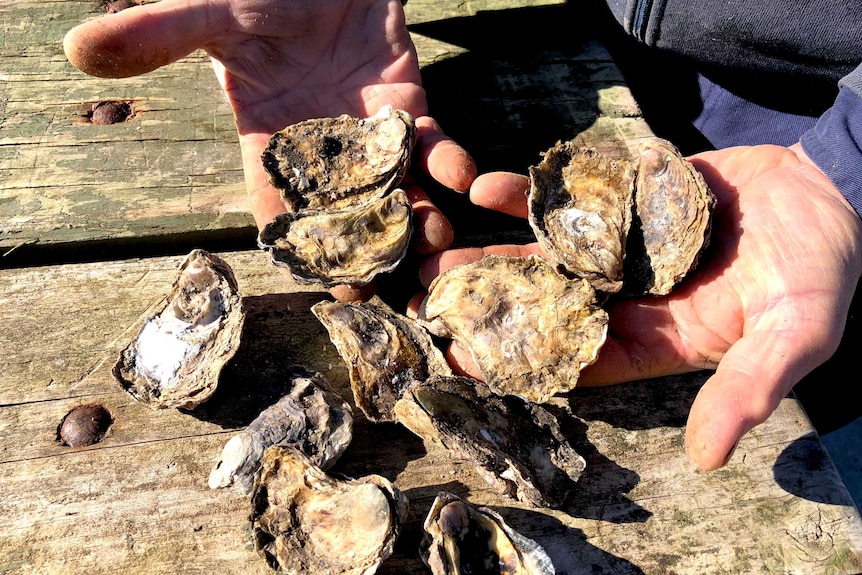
top-left (312, 296), bottom-right (452, 422)
top-left (528, 141), bottom-right (635, 293)
top-left (421, 492), bottom-right (555, 575)
top-left (209, 367), bottom-right (353, 493)
top-left (262, 105), bottom-right (415, 212)
top-left (395, 375), bottom-right (585, 508)
top-left (258, 189), bottom-right (413, 287)
top-left (251, 446), bottom-right (409, 575)
top-left (113, 249), bottom-right (244, 410)
top-left (624, 138), bottom-right (716, 295)
top-left (419, 254), bottom-right (608, 404)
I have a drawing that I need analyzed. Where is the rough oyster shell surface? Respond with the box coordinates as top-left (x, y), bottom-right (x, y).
top-left (420, 254), bottom-right (608, 404)
top-left (312, 296), bottom-right (452, 422)
top-left (113, 249), bottom-right (244, 410)
top-left (421, 492), bottom-right (556, 575)
top-left (262, 105), bottom-right (415, 212)
top-left (258, 189), bottom-right (413, 287)
top-left (624, 137), bottom-right (716, 295)
top-left (208, 367), bottom-right (353, 493)
top-left (528, 141), bottom-right (635, 293)
top-left (395, 375), bottom-right (585, 508)
top-left (250, 446), bottom-right (408, 575)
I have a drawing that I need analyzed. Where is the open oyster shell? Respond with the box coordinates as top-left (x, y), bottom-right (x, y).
top-left (624, 138), bottom-right (716, 295)
top-left (312, 296), bottom-right (452, 422)
top-left (421, 492), bottom-right (555, 575)
top-left (251, 446), bottom-right (409, 575)
top-left (528, 141), bottom-right (635, 293)
top-left (395, 375), bottom-right (585, 508)
top-left (209, 367), bottom-right (353, 493)
top-left (258, 189), bottom-right (413, 287)
top-left (262, 105), bottom-right (415, 212)
top-left (419, 254), bottom-right (608, 404)
top-left (113, 249), bottom-right (244, 410)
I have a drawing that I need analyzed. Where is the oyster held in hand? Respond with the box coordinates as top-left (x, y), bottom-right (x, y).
top-left (528, 142), bottom-right (635, 293)
top-left (420, 254), bottom-right (608, 404)
top-left (262, 105), bottom-right (415, 212)
top-left (250, 446), bottom-right (408, 575)
top-left (113, 249), bottom-right (244, 410)
top-left (421, 492), bottom-right (555, 575)
top-left (395, 375), bottom-right (585, 508)
top-left (624, 138), bottom-right (716, 295)
top-left (312, 296), bottom-right (452, 422)
top-left (208, 367), bottom-right (353, 493)
top-left (258, 189), bottom-right (413, 287)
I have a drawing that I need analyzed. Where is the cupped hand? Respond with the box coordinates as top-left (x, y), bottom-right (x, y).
top-left (64, 0), bottom-right (476, 298)
top-left (414, 143), bottom-right (862, 471)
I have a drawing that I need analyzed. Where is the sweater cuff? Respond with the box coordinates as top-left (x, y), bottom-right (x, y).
top-left (800, 63), bottom-right (862, 219)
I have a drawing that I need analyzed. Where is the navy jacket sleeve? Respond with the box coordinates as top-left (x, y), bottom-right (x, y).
top-left (801, 64), bottom-right (862, 219)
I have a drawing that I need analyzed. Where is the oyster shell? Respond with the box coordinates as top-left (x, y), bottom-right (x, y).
top-left (262, 105), bottom-right (415, 212)
top-left (209, 367), bottom-right (353, 493)
top-left (258, 189), bottom-right (413, 287)
top-left (419, 254), bottom-right (608, 404)
top-left (395, 375), bottom-right (585, 508)
top-left (421, 492), bottom-right (555, 575)
top-left (113, 249), bottom-right (244, 410)
top-left (528, 141), bottom-right (636, 293)
top-left (251, 446), bottom-right (409, 575)
top-left (624, 138), bottom-right (716, 295)
top-left (312, 296), bottom-right (452, 422)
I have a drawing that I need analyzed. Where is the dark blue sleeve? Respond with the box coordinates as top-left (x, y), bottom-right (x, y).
top-left (800, 63), bottom-right (862, 219)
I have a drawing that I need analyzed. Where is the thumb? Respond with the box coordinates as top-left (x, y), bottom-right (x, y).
top-left (64, 0), bottom-right (221, 78)
top-left (684, 326), bottom-right (823, 471)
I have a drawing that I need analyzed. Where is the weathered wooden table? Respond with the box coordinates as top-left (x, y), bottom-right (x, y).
top-left (2, 1), bottom-right (862, 574)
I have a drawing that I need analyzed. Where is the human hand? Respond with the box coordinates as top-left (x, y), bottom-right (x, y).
top-left (64, 0), bottom-right (476, 299)
top-left (413, 143), bottom-right (862, 471)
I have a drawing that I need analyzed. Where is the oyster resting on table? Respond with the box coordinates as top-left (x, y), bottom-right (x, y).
top-left (258, 106), bottom-right (416, 287)
top-left (113, 249), bottom-right (244, 410)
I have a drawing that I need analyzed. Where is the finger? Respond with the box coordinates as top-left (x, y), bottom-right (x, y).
top-left (685, 322), bottom-right (832, 470)
top-left (470, 172), bottom-right (531, 218)
top-left (419, 244), bottom-right (543, 288)
top-left (64, 0), bottom-right (219, 78)
top-left (330, 283), bottom-right (377, 303)
top-left (446, 340), bottom-right (484, 380)
top-left (414, 116), bottom-right (477, 193)
top-left (402, 179), bottom-right (454, 254)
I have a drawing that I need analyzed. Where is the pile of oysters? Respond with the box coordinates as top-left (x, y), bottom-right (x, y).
top-left (112, 107), bottom-right (714, 575)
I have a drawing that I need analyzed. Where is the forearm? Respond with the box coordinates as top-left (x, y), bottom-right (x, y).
top-left (800, 63), bottom-right (862, 219)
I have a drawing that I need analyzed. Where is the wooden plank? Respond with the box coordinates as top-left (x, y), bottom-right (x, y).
top-left (0, 0), bottom-right (652, 261)
top-left (2, 251), bottom-right (861, 574)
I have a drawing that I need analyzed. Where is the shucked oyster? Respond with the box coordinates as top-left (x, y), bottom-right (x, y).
top-left (312, 296), bottom-right (452, 422)
top-left (421, 492), bottom-right (555, 575)
top-left (624, 138), bottom-right (716, 295)
top-left (113, 249), bottom-right (244, 410)
top-left (262, 105), bottom-right (415, 212)
top-left (528, 141), bottom-right (635, 293)
top-left (251, 446), bottom-right (408, 575)
top-left (209, 367), bottom-right (353, 493)
top-left (395, 375), bottom-right (585, 508)
top-left (420, 255), bottom-right (608, 404)
top-left (258, 189), bottom-right (413, 287)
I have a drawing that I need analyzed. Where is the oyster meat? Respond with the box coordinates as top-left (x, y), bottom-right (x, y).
top-left (395, 375), bottom-right (585, 508)
top-left (113, 249), bottom-right (244, 410)
top-left (312, 296), bottom-right (452, 422)
top-left (258, 106), bottom-right (416, 287)
top-left (258, 189), bottom-right (412, 287)
top-left (251, 446), bottom-right (408, 575)
top-left (528, 141), bottom-right (635, 293)
top-left (209, 367), bottom-right (353, 493)
top-left (624, 137), bottom-right (716, 295)
top-left (419, 254), bottom-right (608, 404)
top-left (262, 105), bottom-right (415, 212)
top-left (421, 492), bottom-right (555, 575)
